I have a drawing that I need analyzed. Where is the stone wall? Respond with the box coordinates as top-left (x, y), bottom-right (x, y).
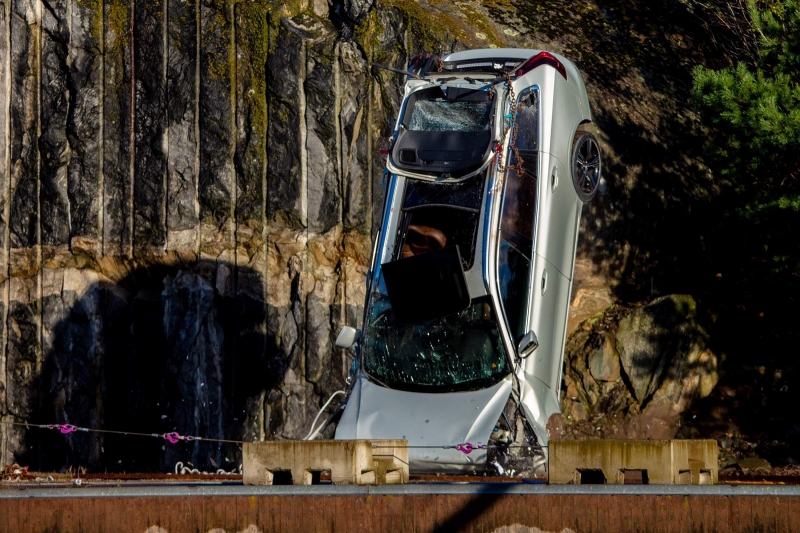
top-left (0, 0), bottom-right (526, 472)
top-left (0, 0), bottom-right (417, 472)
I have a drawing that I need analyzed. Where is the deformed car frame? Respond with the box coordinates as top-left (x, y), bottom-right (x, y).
top-left (331, 48), bottom-right (602, 476)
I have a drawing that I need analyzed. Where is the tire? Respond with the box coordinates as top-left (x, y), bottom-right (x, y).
top-left (571, 131), bottom-right (602, 202)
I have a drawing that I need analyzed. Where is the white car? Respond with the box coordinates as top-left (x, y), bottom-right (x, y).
top-left (332, 48), bottom-right (601, 475)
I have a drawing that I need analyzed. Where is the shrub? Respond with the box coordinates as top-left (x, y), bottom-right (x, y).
top-left (692, 0), bottom-right (800, 282)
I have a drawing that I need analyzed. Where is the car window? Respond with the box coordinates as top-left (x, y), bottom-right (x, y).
top-left (400, 176), bottom-right (485, 269)
top-left (498, 91), bottom-right (538, 341)
top-left (409, 100), bottom-right (493, 132)
top-left (514, 91), bottom-right (538, 153)
top-left (362, 290), bottom-right (509, 393)
top-left (403, 175), bottom-right (484, 211)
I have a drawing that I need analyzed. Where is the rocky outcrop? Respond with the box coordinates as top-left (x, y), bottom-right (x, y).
top-left (567, 258), bottom-right (614, 335)
top-left (616, 295), bottom-right (720, 406)
top-left (0, 0), bottom-right (741, 472)
top-left (562, 295), bottom-right (722, 440)
top-left (0, 0), bottom-right (382, 471)
top-left (0, 0), bottom-right (531, 472)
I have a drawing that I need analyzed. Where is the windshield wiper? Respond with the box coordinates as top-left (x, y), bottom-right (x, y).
top-left (364, 371), bottom-right (392, 389)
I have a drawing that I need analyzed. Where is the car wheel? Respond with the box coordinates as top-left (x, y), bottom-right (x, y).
top-left (571, 131), bottom-right (602, 202)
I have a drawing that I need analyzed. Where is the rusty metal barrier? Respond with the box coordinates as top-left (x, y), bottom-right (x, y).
top-left (2, 484), bottom-right (800, 533)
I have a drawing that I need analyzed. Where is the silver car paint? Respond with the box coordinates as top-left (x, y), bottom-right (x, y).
top-left (505, 59), bottom-right (586, 413)
top-left (337, 375), bottom-right (514, 472)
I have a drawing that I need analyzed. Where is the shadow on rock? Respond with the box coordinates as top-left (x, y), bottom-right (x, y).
top-left (579, 104), bottom-right (718, 303)
top-left (20, 260), bottom-right (284, 473)
top-left (562, 295), bottom-right (722, 440)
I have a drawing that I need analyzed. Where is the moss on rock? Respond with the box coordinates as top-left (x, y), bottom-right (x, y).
top-left (378, 0), bottom-right (504, 52)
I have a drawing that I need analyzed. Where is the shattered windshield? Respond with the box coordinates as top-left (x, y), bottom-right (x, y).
top-left (409, 100), bottom-right (493, 132)
top-left (362, 280), bottom-right (509, 393)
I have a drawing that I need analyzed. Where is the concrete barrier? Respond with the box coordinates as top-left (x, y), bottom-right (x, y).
top-left (549, 439), bottom-right (718, 485)
top-left (242, 439), bottom-right (409, 485)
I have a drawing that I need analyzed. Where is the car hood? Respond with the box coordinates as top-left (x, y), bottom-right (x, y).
top-left (335, 374), bottom-right (513, 473)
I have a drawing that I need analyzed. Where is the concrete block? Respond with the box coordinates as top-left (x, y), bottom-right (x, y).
top-left (243, 439), bottom-right (409, 486)
top-left (549, 439), bottom-right (718, 485)
top-left (370, 440), bottom-right (410, 484)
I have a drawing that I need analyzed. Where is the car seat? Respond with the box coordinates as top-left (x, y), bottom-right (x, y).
top-left (401, 225), bottom-right (447, 258)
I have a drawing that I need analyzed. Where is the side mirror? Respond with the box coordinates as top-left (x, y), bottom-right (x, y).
top-left (517, 331), bottom-right (539, 359)
top-left (335, 326), bottom-right (361, 349)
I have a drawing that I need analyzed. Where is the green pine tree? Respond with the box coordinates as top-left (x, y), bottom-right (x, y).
top-left (692, 0), bottom-right (800, 282)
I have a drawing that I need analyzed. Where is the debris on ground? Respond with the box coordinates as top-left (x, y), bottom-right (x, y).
top-left (2, 464), bottom-right (34, 482)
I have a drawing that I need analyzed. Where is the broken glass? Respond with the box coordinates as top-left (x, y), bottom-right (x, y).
top-left (362, 279), bottom-right (509, 392)
top-left (409, 100), bottom-right (493, 133)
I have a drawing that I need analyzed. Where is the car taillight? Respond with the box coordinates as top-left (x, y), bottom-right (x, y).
top-left (515, 51), bottom-right (567, 80)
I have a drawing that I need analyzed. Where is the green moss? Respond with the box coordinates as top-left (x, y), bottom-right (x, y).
top-left (239, 3), bottom-right (270, 139)
top-left (106, 1), bottom-right (130, 49)
top-left (205, 1), bottom-right (234, 82)
top-left (456, 2), bottom-right (503, 46)
top-left (256, 0), bottom-right (307, 19)
top-left (482, 0), bottom-right (516, 12)
top-left (314, 44), bottom-right (336, 69)
top-left (355, 8), bottom-right (384, 58)
top-left (378, 0), bottom-right (504, 52)
top-left (584, 310), bottom-right (606, 326)
top-left (385, 0), bottom-right (461, 52)
top-left (212, 0), bottom-right (228, 14)
top-left (103, 0), bottom-right (130, 102)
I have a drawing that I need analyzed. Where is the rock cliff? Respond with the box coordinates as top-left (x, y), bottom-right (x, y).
top-left (0, 0), bottom-right (400, 471)
top-left (560, 295), bottom-right (721, 441)
top-left (1, 0), bottom-right (535, 471)
top-left (0, 0), bottom-right (778, 472)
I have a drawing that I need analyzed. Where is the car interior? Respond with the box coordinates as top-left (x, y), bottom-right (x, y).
top-left (395, 206), bottom-right (480, 270)
top-left (393, 174), bottom-right (485, 271)
top-left (391, 85), bottom-right (496, 177)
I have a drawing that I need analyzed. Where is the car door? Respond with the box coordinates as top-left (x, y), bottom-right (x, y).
top-left (502, 84), bottom-right (575, 394)
top-left (510, 67), bottom-right (583, 393)
top-left (528, 154), bottom-right (578, 392)
top-left (512, 62), bottom-right (584, 280)
top-left (495, 92), bottom-right (565, 415)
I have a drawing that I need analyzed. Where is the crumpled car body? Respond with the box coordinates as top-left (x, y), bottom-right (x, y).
top-left (334, 49), bottom-right (600, 475)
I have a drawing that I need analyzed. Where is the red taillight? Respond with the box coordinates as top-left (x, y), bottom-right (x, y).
top-left (514, 51), bottom-right (567, 80)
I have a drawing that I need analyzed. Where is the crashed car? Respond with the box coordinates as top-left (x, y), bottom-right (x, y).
top-left (332, 48), bottom-right (602, 475)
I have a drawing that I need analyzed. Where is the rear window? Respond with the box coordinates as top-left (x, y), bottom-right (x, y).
top-left (409, 100), bottom-right (493, 132)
